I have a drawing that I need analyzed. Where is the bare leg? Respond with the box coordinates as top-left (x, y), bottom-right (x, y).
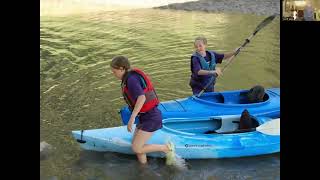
top-left (132, 128), bottom-right (146, 163)
top-left (132, 129), bottom-right (170, 164)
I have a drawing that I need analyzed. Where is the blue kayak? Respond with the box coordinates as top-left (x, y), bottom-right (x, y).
top-left (120, 88), bottom-right (280, 125)
top-left (72, 115), bottom-right (280, 159)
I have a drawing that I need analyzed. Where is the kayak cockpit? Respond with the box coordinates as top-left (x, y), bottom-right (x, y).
top-left (193, 90), bottom-right (270, 105)
top-left (162, 115), bottom-right (260, 135)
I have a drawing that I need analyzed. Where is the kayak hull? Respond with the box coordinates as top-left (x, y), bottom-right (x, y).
top-left (120, 88), bottom-right (280, 125)
top-left (72, 115), bottom-right (280, 159)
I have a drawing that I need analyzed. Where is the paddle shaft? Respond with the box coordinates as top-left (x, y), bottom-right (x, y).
top-left (196, 15), bottom-right (276, 98)
top-left (221, 34), bottom-right (253, 73)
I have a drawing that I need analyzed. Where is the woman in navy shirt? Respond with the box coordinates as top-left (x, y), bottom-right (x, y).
top-left (110, 56), bottom-right (176, 165)
top-left (190, 36), bottom-right (238, 95)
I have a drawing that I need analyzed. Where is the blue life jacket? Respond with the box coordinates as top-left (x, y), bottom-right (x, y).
top-left (191, 51), bottom-right (216, 70)
top-left (190, 51), bottom-right (217, 87)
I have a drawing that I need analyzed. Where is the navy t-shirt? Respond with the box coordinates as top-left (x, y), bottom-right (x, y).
top-left (191, 51), bottom-right (225, 75)
top-left (125, 72), bottom-right (162, 132)
top-left (126, 73), bottom-right (145, 101)
top-left (189, 51), bottom-right (225, 94)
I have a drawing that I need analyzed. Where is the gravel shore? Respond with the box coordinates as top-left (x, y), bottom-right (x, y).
top-left (154, 0), bottom-right (280, 16)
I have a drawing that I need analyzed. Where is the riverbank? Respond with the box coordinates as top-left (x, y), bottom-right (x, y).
top-left (154, 0), bottom-right (280, 16)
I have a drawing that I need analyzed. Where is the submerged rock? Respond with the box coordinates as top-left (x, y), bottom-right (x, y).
top-left (40, 141), bottom-right (53, 160)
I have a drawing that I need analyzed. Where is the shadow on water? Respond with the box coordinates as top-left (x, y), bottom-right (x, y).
top-left (64, 151), bottom-right (279, 180)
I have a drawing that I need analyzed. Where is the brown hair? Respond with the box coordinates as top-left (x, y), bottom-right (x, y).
top-left (110, 56), bottom-right (131, 71)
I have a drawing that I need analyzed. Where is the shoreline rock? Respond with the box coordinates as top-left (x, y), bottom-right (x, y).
top-left (154, 0), bottom-right (280, 16)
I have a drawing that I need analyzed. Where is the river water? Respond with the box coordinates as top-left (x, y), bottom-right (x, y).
top-left (40, 6), bottom-right (280, 180)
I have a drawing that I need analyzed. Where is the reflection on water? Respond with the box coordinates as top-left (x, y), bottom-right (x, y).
top-left (40, 7), bottom-right (279, 180)
top-left (40, 0), bottom-right (196, 16)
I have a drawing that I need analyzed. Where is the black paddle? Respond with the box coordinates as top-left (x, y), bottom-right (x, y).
top-left (196, 14), bottom-right (277, 98)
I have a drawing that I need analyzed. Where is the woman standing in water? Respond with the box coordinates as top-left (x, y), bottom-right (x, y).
top-left (189, 36), bottom-right (239, 95)
top-left (110, 55), bottom-right (176, 165)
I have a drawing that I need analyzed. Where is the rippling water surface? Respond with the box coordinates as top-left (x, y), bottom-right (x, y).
top-left (40, 8), bottom-right (280, 180)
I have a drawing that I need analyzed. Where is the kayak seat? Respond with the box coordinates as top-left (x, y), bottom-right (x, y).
top-left (214, 116), bottom-right (240, 133)
top-left (225, 117), bottom-right (259, 134)
top-left (205, 117), bottom-right (240, 134)
top-left (239, 91), bottom-right (269, 104)
top-left (238, 109), bottom-right (259, 130)
top-left (209, 117), bottom-right (259, 134)
top-left (246, 85), bottom-right (267, 103)
top-left (206, 110), bottom-right (260, 134)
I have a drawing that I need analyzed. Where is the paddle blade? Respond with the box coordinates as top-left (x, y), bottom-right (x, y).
top-left (253, 14), bottom-right (277, 35)
top-left (256, 118), bottom-right (280, 136)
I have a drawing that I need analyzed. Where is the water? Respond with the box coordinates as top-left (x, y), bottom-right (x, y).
top-left (40, 7), bottom-right (280, 180)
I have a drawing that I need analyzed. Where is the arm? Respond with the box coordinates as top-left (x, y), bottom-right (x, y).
top-left (223, 51), bottom-right (237, 60)
top-left (192, 56), bottom-right (222, 76)
top-left (127, 95), bottom-right (146, 132)
top-left (129, 95), bottom-right (146, 121)
top-left (126, 75), bottom-right (146, 132)
top-left (221, 46), bottom-right (241, 63)
top-left (197, 69), bottom-right (218, 76)
top-left (192, 56), bottom-right (218, 76)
